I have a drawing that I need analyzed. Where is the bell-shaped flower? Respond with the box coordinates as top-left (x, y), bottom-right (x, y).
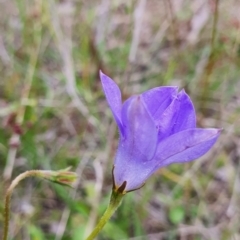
top-left (100, 71), bottom-right (221, 193)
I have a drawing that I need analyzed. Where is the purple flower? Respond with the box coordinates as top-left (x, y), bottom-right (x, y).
top-left (100, 71), bottom-right (221, 193)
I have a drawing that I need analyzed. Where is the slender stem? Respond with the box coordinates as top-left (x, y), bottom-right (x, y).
top-left (85, 190), bottom-right (124, 240)
top-left (3, 170), bottom-right (43, 240)
top-left (3, 0), bottom-right (43, 180)
top-left (2, 169), bottom-right (75, 240)
top-left (211, 0), bottom-right (219, 51)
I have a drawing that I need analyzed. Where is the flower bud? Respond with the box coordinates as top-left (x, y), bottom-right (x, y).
top-left (39, 167), bottom-right (78, 187)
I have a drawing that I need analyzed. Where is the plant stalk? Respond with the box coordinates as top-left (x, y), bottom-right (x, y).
top-left (85, 190), bottom-right (124, 240)
top-left (2, 169), bottom-right (76, 240)
top-left (2, 170), bottom-right (42, 240)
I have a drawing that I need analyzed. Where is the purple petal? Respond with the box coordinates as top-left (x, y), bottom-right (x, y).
top-left (157, 90), bottom-right (196, 140)
top-left (121, 96), bottom-right (158, 159)
top-left (113, 96), bottom-right (158, 191)
top-left (157, 97), bottom-right (180, 141)
top-left (172, 90), bottom-right (196, 133)
top-left (142, 86), bottom-right (178, 122)
top-left (154, 128), bottom-right (221, 168)
top-left (100, 71), bottom-right (123, 133)
top-left (113, 149), bottom-right (155, 191)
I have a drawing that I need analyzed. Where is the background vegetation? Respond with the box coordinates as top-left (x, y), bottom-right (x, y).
top-left (0, 0), bottom-right (240, 239)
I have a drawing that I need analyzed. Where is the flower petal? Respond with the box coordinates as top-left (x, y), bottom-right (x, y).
top-left (113, 149), bottom-right (155, 191)
top-left (172, 90), bottom-right (196, 133)
top-left (157, 90), bottom-right (196, 141)
top-left (157, 97), bottom-right (180, 141)
top-left (100, 71), bottom-right (123, 133)
top-left (121, 96), bottom-right (158, 160)
top-left (154, 128), bottom-right (221, 168)
top-left (142, 86), bottom-right (178, 122)
top-left (113, 96), bottom-right (158, 191)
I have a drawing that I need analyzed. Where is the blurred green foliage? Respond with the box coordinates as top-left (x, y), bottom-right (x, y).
top-left (0, 0), bottom-right (240, 239)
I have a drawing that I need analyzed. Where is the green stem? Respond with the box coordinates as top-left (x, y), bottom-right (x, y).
top-left (2, 169), bottom-right (76, 240)
top-left (3, 170), bottom-right (42, 240)
top-left (85, 190), bottom-right (124, 240)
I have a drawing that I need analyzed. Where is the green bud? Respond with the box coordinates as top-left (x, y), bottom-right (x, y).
top-left (39, 167), bottom-right (78, 187)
